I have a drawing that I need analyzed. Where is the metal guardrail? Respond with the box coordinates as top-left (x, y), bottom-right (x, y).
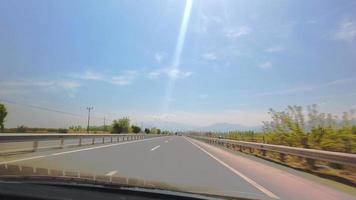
top-left (0, 133), bottom-right (162, 155)
top-left (190, 136), bottom-right (356, 167)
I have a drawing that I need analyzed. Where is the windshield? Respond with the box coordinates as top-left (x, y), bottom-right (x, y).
top-left (0, 1), bottom-right (356, 200)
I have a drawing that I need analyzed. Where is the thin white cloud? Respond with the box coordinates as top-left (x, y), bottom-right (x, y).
top-left (202, 52), bottom-right (217, 60)
top-left (0, 80), bottom-right (80, 89)
top-left (251, 85), bottom-right (313, 97)
top-left (334, 20), bottom-right (356, 42)
top-left (167, 68), bottom-right (192, 78)
top-left (70, 69), bottom-right (139, 86)
top-left (70, 70), bottom-right (103, 80)
top-left (224, 26), bottom-right (251, 39)
top-left (147, 68), bottom-right (193, 79)
top-left (155, 52), bottom-right (164, 63)
top-left (306, 20), bottom-right (317, 24)
top-left (0, 79), bottom-right (81, 98)
top-left (259, 61), bottom-right (272, 69)
top-left (110, 70), bottom-right (138, 86)
top-left (58, 80), bottom-right (81, 89)
top-left (250, 77), bottom-right (356, 97)
top-left (265, 46), bottom-right (284, 53)
top-left (147, 71), bottom-right (161, 79)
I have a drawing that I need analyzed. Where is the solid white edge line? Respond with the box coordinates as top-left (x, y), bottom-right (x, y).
top-left (150, 145), bottom-right (160, 151)
top-left (0, 137), bottom-right (163, 165)
top-left (184, 136), bottom-right (280, 199)
top-left (105, 170), bottom-right (118, 176)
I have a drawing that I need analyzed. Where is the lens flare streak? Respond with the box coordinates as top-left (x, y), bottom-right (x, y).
top-left (161, 0), bottom-right (193, 113)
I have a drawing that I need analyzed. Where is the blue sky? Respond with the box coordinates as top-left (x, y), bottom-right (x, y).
top-left (1, 0), bottom-right (356, 129)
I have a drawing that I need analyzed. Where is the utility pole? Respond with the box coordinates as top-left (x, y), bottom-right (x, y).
top-left (103, 117), bottom-right (106, 133)
top-left (86, 107), bottom-right (93, 133)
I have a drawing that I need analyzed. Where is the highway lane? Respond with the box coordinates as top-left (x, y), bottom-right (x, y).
top-left (186, 137), bottom-right (356, 200)
top-left (0, 136), bottom-right (271, 199)
top-left (0, 136), bottom-right (355, 200)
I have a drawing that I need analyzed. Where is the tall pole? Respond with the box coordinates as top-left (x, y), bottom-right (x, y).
top-left (87, 107), bottom-right (93, 133)
top-left (104, 117), bottom-right (106, 133)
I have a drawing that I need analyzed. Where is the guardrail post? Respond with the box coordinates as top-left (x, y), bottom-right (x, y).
top-left (117, 137), bottom-right (119, 142)
top-left (279, 153), bottom-right (286, 162)
top-left (102, 137), bottom-right (105, 144)
top-left (92, 138), bottom-right (95, 145)
top-left (306, 158), bottom-right (316, 170)
top-left (79, 138), bottom-right (82, 146)
top-left (110, 137), bottom-right (113, 143)
top-left (261, 149), bottom-right (266, 156)
top-left (60, 139), bottom-right (64, 148)
top-left (33, 141), bottom-right (39, 151)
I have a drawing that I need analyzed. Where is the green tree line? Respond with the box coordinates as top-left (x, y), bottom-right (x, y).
top-left (0, 103), bottom-right (8, 133)
top-left (0, 103), bottom-right (169, 134)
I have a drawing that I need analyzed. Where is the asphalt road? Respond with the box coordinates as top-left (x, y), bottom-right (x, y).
top-left (0, 136), bottom-right (355, 200)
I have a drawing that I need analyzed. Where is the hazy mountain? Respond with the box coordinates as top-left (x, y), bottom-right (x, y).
top-left (142, 121), bottom-right (196, 131)
top-left (197, 123), bottom-right (261, 132)
top-left (143, 121), bottom-right (261, 132)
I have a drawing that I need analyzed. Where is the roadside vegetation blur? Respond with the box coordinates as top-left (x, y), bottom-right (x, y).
top-left (211, 105), bottom-right (355, 154)
top-left (205, 105), bottom-right (356, 186)
top-left (0, 103), bottom-right (170, 135)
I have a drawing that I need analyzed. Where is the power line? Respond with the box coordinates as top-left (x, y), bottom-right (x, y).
top-left (0, 99), bottom-right (83, 117)
top-left (0, 98), bottom-right (115, 123)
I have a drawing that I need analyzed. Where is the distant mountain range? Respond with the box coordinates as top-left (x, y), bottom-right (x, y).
top-left (142, 121), bottom-right (261, 132)
top-left (198, 123), bottom-right (261, 132)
